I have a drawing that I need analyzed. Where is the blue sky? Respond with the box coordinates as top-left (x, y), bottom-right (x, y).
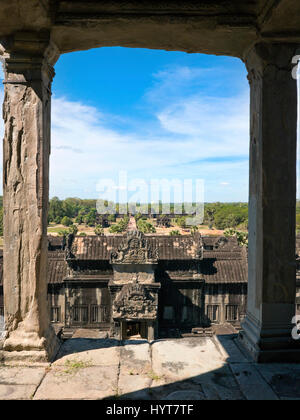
top-left (0, 47), bottom-right (298, 202)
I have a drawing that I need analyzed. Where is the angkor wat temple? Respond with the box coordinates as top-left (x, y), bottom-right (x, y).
top-left (1, 231), bottom-right (299, 341)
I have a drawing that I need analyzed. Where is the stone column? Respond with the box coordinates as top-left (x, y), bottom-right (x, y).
top-left (147, 321), bottom-right (155, 342)
top-left (239, 43), bottom-right (300, 362)
top-left (0, 32), bottom-right (60, 363)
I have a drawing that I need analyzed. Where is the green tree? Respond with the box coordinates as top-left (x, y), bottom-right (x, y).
top-left (57, 229), bottom-right (70, 236)
top-left (175, 216), bottom-right (186, 228)
top-left (205, 206), bottom-right (216, 229)
top-left (68, 224), bottom-right (78, 235)
top-left (95, 225), bottom-right (104, 236)
top-left (84, 209), bottom-right (97, 227)
top-left (48, 197), bottom-right (64, 223)
top-left (108, 214), bottom-right (116, 223)
top-left (109, 216), bottom-right (129, 233)
top-left (169, 230), bottom-right (181, 236)
top-left (134, 212), bottom-right (143, 222)
top-left (224, 228), bottom-right (248, 247)
top-left (191, 225), bottom-right (198, 235)
top-left (61, 216), bottom-right (72, 227)
top-left (137, 219), bottom-right (156, 233)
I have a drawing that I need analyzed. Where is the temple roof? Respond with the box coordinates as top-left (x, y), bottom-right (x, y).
top-left (0, 234), bottom-right (249, 286)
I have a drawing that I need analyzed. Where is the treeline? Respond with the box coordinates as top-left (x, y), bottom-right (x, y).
top-left (48, 197), bottom-right (250, 230)
top-left (204, 202), bottom-right (248, 230)
top-left (48, 197), bottom-right (116, 227)
top-left (1, 196), bottom-right (300, 236)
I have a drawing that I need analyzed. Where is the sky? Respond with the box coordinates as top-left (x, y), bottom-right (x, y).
top-left (0, 47), bottom-right (298, 203)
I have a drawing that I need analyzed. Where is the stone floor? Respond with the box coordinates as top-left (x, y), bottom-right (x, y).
top-left (1, 331), bottom-right (300, 400)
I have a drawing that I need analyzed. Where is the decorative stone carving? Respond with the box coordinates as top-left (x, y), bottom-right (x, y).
top-left (110, 230), bottom-right (158, 264)
top-left (112, 278), bottom-right (158, 320)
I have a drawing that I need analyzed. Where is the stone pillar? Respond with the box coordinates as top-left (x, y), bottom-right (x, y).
top-left (239, 43), bottom-right (300, 362)
top-left (0, 32), bottom-right (60, 363)
top-left (147, 321), bottom-right (155, 342)
top-left (121, 322), bottom-right (127, 340)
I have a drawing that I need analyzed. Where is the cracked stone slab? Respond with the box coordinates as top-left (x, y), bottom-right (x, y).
top-left (149, 376), bottom-right (205, 400)
top-left (34, 365), bottom-right (119, 400)
top-left (118, 340), bottom-right (152, 399)
top-left (118, 374), bottom-right (152, 400)
top-left (214, 335), bottom-right (250, 364)
top-left (255, 364), bottom-right (300, 399)
top-left (152, 338), bottom-right (225, 380)
top-left (0, 384), bottom-right (37, 400)
top-left (120, 340), bottom-right (151, 374)
top-left (230, 363), bottom-right (279, 400)
top-left (192, 364), bottom-right (244, 400)
top-left (0, 366), bottom-right (45, 385)
top-left (53, 338), bottom-right (120, 367)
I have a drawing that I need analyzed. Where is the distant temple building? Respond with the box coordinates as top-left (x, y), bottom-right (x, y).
top-left (0, 232), bottom-right (299, 340)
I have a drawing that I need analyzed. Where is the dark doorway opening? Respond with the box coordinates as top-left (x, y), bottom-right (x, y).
top-left (126, 321), bottom-right (141, 338)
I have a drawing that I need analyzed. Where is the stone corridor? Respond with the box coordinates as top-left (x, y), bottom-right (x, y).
top-left (1, 333), bottom-right (300, 400)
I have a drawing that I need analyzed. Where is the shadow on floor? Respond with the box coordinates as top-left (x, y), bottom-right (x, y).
top-left (52, 334), bottom-right (300, 400)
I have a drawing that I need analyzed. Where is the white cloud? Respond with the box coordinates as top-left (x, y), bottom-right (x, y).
top-left (0, 63), bottom-right (252, 200)
top-left (0, 85), bottom-right (250, 200)
top-left (157, 93), bottom-right (249, 157)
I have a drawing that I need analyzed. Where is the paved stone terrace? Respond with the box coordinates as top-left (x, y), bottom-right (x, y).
top-left (1, 332), bottom-right (300, 400)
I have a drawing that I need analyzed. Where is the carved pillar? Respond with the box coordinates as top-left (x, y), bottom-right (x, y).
top-left (239, 43), bottom-right (300, 362)
top-left (0, 32), bottom-right (60, 362)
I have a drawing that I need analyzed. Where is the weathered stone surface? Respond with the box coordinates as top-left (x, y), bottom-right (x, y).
top-left (0, 350), bottom-right (54, 366)
top-left (34, 365), bottom-right (118, 400)
top-left (215, 335), bottom-right (250, 363)
top-left (118, 375), bottom-right (152, 400)
top-left (2, 336), bottom-right (300, 400)
top-left (0, 366), bottom-right (45, 385)
top-left (118, 340), bottom-right (152, 398)
top-left (72, 329), bottom-right (108, 339)
top-left (240, 42), bottom-right (300, 362)
top-left (255, 364), bottom-right (300, 399)
top-left (152, 338), bottom-right (225, 380)
top-left (120, 340), bottom-right (151, 373)
top-left (0, 366), bottom-right (46, 400)
top-left (53, 338), bottom-right (120, 367)
top-left (0, 33), bottom-right (60, 362)
top-left (0, 384), bottom-right (37, 400)
top-left (230, 363), bottom-right (279, 400)
top-left (149, 376), bottom-right (205, 400)
top-left (0, 1), bottom-right (297, 59)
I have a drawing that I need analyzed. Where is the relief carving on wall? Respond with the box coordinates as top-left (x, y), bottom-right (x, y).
top-left (110, 230), bottom-right (158, 264)
top-left (112, 279), bottom-right (158, 320)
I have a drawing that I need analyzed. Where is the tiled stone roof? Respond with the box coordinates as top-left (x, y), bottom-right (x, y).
top-left (0, 234), bottom-right (248, 285)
